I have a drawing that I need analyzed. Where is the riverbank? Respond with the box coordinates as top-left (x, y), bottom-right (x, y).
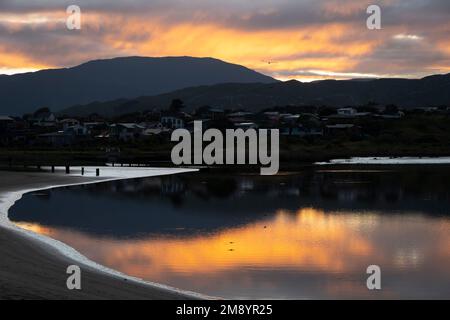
top-left (0, 168), bottom-right (204, 300)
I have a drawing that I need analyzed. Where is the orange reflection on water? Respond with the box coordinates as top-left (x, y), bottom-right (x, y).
top-left (15, 207), bottom-right (450, 298)
top-left (16, 222), bottom-right (55, 235)
top-left (16, 208), bottom-right (376, 277)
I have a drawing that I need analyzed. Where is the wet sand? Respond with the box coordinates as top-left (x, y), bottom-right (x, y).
top-left (0, 170), bottom-right (201, 300)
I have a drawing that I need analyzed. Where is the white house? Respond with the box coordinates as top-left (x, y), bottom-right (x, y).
top-left (60, 119), bottom-right (80, 130)
top-left (161, 116), bottom-right (184, 129)
top-left (32, 112), bottom-right (57, 127)
top-left (0, 116), bottom-right (14, 130)
top-left (234, 122), bottom-right (258, 130)
top-left (64, 124), bottom-right (88, 136)
top-left (337, 108), bottom-right (358, 116)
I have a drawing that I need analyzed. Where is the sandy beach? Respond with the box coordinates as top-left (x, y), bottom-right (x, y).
top-left (0, 168), bottom-right (202, 300)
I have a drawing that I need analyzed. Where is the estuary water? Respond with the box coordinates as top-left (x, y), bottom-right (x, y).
top-left (9, 166), bottom-right (450, 299)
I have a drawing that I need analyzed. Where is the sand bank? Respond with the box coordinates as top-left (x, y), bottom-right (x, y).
top-left (0, 167), bottom-right (210, 300)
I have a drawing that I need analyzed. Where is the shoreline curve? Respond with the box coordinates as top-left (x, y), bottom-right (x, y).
top-left (0, 166), bottom-right (216, 300)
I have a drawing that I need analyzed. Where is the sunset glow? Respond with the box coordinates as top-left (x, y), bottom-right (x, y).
top-left (15, 208), bottom-right (450, 280)
top-left (1, 1), bottom-right (449, 80)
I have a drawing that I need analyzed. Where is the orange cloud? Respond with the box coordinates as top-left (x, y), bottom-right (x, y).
top-left (0, 48), bottom-right (50, 73)
top-left (96, 16), bottom-right (378, 80)
top-left (1, 2), bottom-right (450, 81)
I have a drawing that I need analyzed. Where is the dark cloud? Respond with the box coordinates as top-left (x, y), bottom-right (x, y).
top-left (354, 36), bottom-right (450, 76)
top-left (1, 0), bottom-right (446, 30)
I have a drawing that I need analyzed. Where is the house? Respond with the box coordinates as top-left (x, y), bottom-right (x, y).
top-left (64, 124), bottom-right (89, 136)
top-left (0, 117), bottom-right (32, 145)
top-left (263, 112), bottom-right (280, 120)
top-left (0, 116), bottom-right (14, 131)
top-left (234, 122), bottom-right (258, 130)
top-left (142, 127), bottom-right (171, 136)
top-left (280, 114), bottom-right (300, 125)
top-left (281, 125), bottom-right (323, 137)
top-left (227, 112), bottom-right (254, 124)
top-left (139, 121), bottom-right (163, 129)
top-left (337, 108), bottom-right (357, 116)
top-left (30, 112), bottom-right (57, 127)
top-left (332, 108), bottom-right (372, 119)
top-left (261, 111), bottom-right (282, 127)
top-left (140, 120), bottom-right (170, 136)
top-left (161, 114), bottom-right (185, 129)
top-left (0, 116), bottom-right (15, 145)
top-left (196, 107), bottom-right (226, 120)
top-left (60, 119), bottom-right (80, 130)
top-left (228, 111), bottom-right (253, 118)
top-left (326, 124), bottom-right (355, 130)
top-left (377, 111), bottom-right (405, 119)
top-left (207, 108), bottom-right (225, 120)
top-left (37, 132), bottom-right (74, 147)
top-left (423, 107), bottom-right (439, 113)
top-left (84, 122), bottom-right (109, 136)
top-left (110, 123), bottom-right (145, 141)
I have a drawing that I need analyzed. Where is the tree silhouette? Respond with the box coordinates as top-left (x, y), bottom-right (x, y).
top-left (33, 107), bottom-right (51, 117)
top-left (385, 104), bottom-right (399, 115)
top-left (169, 99), bottom-right (185, 112)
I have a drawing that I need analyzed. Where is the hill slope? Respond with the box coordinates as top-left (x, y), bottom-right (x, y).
top-left (61, 74), bottom-right (450, 117)
top-left (0, 56), bottom-right (276, 116)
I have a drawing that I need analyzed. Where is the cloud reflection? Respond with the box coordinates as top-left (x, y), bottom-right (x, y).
top-left (15, 208), bottom-right (450, 299)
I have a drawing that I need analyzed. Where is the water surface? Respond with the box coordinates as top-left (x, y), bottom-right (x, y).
top-left (10, 166), bottom-right (450, 299)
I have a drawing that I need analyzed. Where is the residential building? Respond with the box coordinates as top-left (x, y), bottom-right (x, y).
top-left (234, 122), bottom-right (258, 130)
top-left (64, 124), bottom-right (89, 136)
top-left (37, 132), bottom-right (74, 147)
top-left (110, 123), bottom-right (145, 141)
top-left (30, 112), bottom-right (57, 127)
top-left (0, 116), bottom-right (14, 131)
top-left (337, 108), bottom-right (358, 116)
top-left (60, 119), bottom-right (80, 130)
top-left (0, 116), bottom-right (14, 145)
top-left (161, 113), bottom-right (185, 129)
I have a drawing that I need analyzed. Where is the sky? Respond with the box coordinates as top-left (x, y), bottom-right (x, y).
top-left (0, 0), bottom-right (449, 81)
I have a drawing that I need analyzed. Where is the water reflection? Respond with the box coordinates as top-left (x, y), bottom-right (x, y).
top-left (10, 167), bottom-right (450, 299)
